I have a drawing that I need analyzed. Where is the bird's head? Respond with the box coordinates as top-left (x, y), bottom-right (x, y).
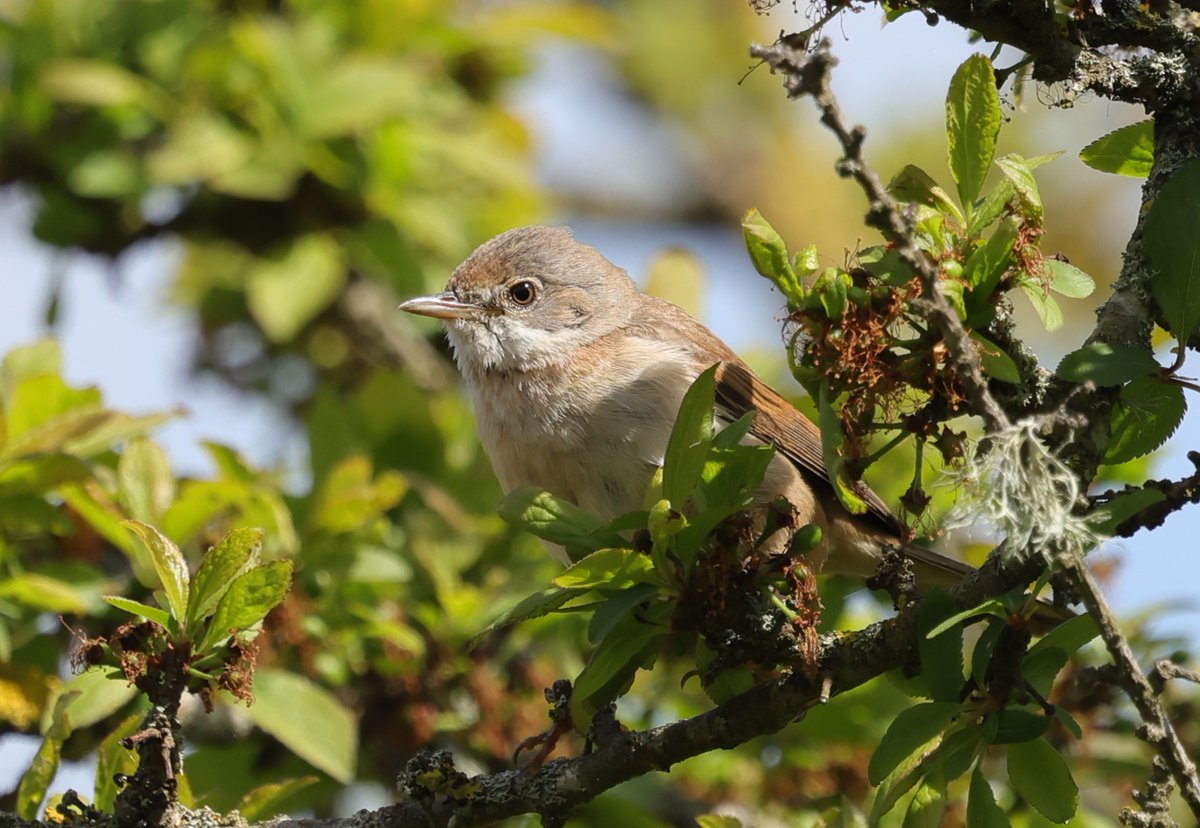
top-left (399, 226), bottom-right (637, 376)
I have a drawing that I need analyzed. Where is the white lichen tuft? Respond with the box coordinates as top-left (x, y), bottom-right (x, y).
top-left (944, 418), bottom-right (1097, 563)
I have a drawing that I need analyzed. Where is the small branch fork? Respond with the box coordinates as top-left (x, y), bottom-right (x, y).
top-left (751, 36), bottom-right (1200, 822)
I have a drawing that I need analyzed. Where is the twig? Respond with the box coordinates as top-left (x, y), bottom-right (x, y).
top-left (750, 39), bottom-right (1011, 433)
top-left (1054, 551), bottom-right (1200, 817)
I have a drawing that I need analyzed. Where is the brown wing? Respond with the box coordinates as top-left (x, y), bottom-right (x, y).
top-left (714, 361), bottom-right (905, 538)
top-left (628, 295), bottom-right (903, 537)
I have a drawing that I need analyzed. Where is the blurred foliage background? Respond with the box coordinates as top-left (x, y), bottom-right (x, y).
top-left (0, 0), bottom-right (1192, 825)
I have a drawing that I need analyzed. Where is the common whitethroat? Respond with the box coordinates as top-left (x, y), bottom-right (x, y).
top-left (399, 225), bottom-right (973, 586)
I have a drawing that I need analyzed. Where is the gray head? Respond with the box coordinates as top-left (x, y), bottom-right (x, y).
top-left (399, 226), bottom-right (637, 375)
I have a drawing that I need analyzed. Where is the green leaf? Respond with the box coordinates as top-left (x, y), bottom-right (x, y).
top-left (588, 583), bottom-right (658, 645)
top-left (1144, 159), bottom-right (1200, 340)
top-left (118, 437), bottom-right (175, 523)
top-left (235, 776), bottom-right (320, 822)
top-left (989, 709), bottom-right (1051, 744)
top-left (1087, 488), bottom-right (1166, 535)
top-left (1006, 738), bottom-right (1079, 823)
top-left (818, 383), bottom-right (867, 514)
top-left (946, 54), bottom-right (1000, 209)
top-left (247, 235), bottom-right (346, 343)
top-left (571, 614), bottom-right (664, 730)
top-left (124, 520), bottom-right (189, 624)
top-left (967, 180), bottom-right (1015, 237)
top-left (470, 586), bottom-right (578, 648)
top-left (1024, 614), bottom-right (1099, 695)
top-left (1020, 280), bottom-right (1065, 331)
top-left (742, 209), bottom-right (802, 305)
top-left (102, 595), bottom-right (170, 628)
top-left (0, 453), bottom-right (92, 496)
top-left (244, 668), bottom-right (357, 783)
top-left (553, 548), bottom-right (658, 590)
top-left (1105, 377), bottom-right (1186, 464)
top-left (967, 767), bottom-right (1009, 828)
top-left (497, 488), bottom-right (625, 554)
top-left (41, 667), bottom-right (137, 734)
top-left (94, 712), bottom-right (143, 812)
top-left (188, 527), bottom-right (263, 626)
top-left (925, 599), bottom-right (1007, 639)
top-left (17, 691), bottom-right (76, 819)
top-left (1044, 260), bottom-right (1095, 298)
top-left (903, 766), bottom-right (946, 828)
top-left (644, 247), bottom-right (705, 318)
top-left (963, 216), bottom-right (1019, 304)
top-left (869, 701), bottom-right (960, 785)
top-left (1056, 342), bottom-right (1159, 387)
top-left (40, 59), bottom-right (165, 111)
top-left (663, 365), bottom-right (717, 505)
top-left (0, 573), bottom-right (88, 614)
top-left (889, 165), bottom-right (963, 223)
top-left (996, 154), bottom-right (1046, 224)
top-left (970, 332), bottom-right (1020, 384)
top-left (1080, 120), bottom-right (1154, 177)
top-left (200, 560), bottom-right (293, 651)
top-left (918, 591), bottom-right (965, 702)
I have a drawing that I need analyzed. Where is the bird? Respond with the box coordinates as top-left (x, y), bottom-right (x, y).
top-left (398, 225), bottom-right (974, 587)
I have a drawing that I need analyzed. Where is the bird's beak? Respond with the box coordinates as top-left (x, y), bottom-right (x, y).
top-left (398, 292), bottom-right (482, 320)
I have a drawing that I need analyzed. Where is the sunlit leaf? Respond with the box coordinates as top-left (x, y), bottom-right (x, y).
top-left (1105, 377), bottom-right (1186, 464)
top-left (868, 701), bottom-right (960, 785)
top-left (946, 55), bottom-right (1000, 209)
top-left (188, 527), bottom-right (263, 626)
top-left (663, 365), bottom-right (717, 506)
top-left (17, 691), bottom-right (76, 819)
top-left (244, 668), bottom-right (357, 784)
top-left (1144, 159), bottom-right (1200, 340)
top-left (1006, 739), bottom-right (1078, 823)
top-left (1056, 342), bottom-right (1159, 387)
top-left (200, 560), bottom-right (293, 651)
top-left (124, 520), bottom-right (189, 624)
top-left (1080, 120), bottom-right (1154, 177)
top-left (247, 235), bottom-right (347, 343)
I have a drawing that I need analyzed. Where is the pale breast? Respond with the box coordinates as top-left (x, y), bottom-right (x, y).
top-left (469, 336), bottom-right (699, 521)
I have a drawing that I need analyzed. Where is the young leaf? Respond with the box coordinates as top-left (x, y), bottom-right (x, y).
top-left (16, 691), bottom-right (76, 819)
top-left (1086, 488), bottom-right (1166, 536)
top-left (553, 548), bottom-right (658, 590)
top-left (498, 487), bottom-right (625, 553)
top-left (200, 560), bottom-right (293, 651)
top-left (188, 527), bottom-right (263, 626)
top-left (235, 776), bottom-right (320, 822)
top-left (1044, 259), bottom-right (1095, 298)
top-left (925, 598), bottom-right (1007, 639)
top-left (1143, 159), bottom-right (1200, 340)
top-left (888, 164), bottom-right (963, 223)
top-left (903, 766), bottom-right (946, 828)
top-left (1080, 120), bottom-right (1154, 177)
top-left (587, 583), bottom-right (658, 645)
top-left (967, 767), bottom-right (1009, 828)
top-left (989, 709), bottom-right (1051, 744)
top-left (663, 365), bottom-right (717, 506)
top-left (917, 591), bottom-right (965, 703)
top-left (946, 54), bottom-right (1001, 210)
top-left (470, 586), bottom-right (579, 648)
top-left (571, 616), bottom-right (665, 731)
top-left (743, 209), bottom-right (802, 305)
top-left (996, 154), bottom-right (1046, 225)
top-left (1019, 281), bottom-right (1065, 331)
top-left (966, 180), bottom-right (1015, 237)
top-left (963, 216), bottom-right (1019, 303)
top-left (1056, 342), bottom-right (1159, 387)
top-left (117, 437), bottom-right (176, 523)
top-left (1105, 377), bottom-right (1186, 464)
top-left (94, 711), bottom-right (142, 811)
top-left (245, 668), bottom-right (357, 783)
top-left (1006, 738), bottom-right (1079, 823)
top-left (123, 519), bottom-right (189, 624)
top-left (102, 595), bottom-right (171, 628)
top-left (970, 332), bottom-right (1020, 384)
top-left (868, 701), bottom-right (960, 785)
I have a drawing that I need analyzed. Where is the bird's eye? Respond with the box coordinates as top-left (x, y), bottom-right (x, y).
top-left (508, 280), bottom-right (538, 306)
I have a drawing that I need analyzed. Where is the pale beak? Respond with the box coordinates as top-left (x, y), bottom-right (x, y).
top-left (398, 292), bottom-right (482, 320)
